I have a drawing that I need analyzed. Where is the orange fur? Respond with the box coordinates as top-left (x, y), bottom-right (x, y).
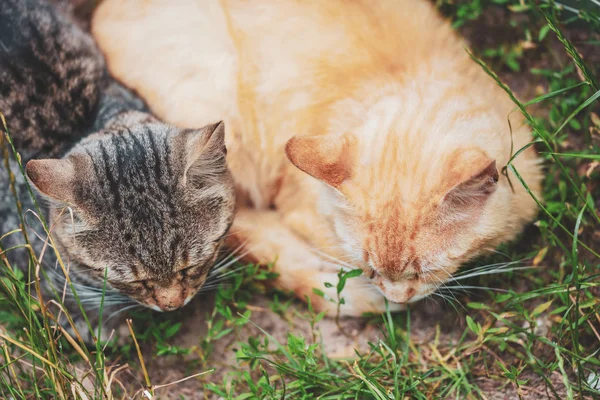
top-left (92, 0), bottom-right (542, 315)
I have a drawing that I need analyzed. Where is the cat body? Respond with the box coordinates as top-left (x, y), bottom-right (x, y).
top-left (92, 0), bottom-right (542, 315)
top-left (1, 0), bottom-right (236, 342)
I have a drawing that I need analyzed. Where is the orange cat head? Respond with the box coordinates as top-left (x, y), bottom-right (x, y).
top-left (286, 108), bottom-right (504, 304)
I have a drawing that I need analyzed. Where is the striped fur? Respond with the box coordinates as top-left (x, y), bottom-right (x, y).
top-left (0, 0), bottom-right (236, 344)
top-left (0, 0), bottom-right (105, 160)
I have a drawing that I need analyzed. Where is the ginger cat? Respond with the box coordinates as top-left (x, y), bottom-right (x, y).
top-left (92, 0), bottom-right (542, 315)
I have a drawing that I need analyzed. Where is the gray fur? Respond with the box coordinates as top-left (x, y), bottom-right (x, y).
top-left (0, 0), bottom-right (105, 160)
top-left (0, 0), bottom-right (236, 344)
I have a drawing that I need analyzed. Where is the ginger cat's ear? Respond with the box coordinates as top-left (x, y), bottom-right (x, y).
top-left (443, 152), bottom-right (499, 209)
top-left (183, 121), bottom-right (228, 186)
top-left (285, 134), bottom-right (356, 188)
top-left (26, 158), bottom-right (80, 204)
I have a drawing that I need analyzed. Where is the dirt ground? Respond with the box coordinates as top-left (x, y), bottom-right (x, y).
top-left (115, 291), bottom-right (566, 399)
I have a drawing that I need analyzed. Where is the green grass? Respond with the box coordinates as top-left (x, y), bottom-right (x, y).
top-left (1, 0), bottom-right (599, 398)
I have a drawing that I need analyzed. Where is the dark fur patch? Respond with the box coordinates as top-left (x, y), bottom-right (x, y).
top-left (0, 0), bottom-right (105, 161)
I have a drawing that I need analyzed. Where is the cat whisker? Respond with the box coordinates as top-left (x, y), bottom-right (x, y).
top-left (440, 285), bottom-right (509, 293)
top-left (211, 265), bottom-right (246, 278)
top-left (206, 266), bottom-right (247, 284)
top-left (70, 291), bottom-right (129, 300)
top-left (429, 271), bottom-right (466, 304)
top-left (198, 283), bottom-right (231, 294)
top-left (66, 288), bottom-right (118, 295)
top-left (67, 294), bottom-right (126, 301)
top-left (308, 245), bottom-right (360, 262)
top-left (53, 283), bottom-right (129, 305)
top-left (459, 259), bottom-right (521, 271)
top-left (432, 291), bottom-right (453, 304)
top-left (208, 251), bottom-right (251, 279)
top-left (452, 265), bottom-right (534, 281)
top-left (431, 292), bottom-right (450, 301)
top-left (219, 229), bottom-right (243, 240)
top-left (432, 291), bottom-right (454, 304)
top-left (309, 244), bottom-right (345, 252)
top-left (210, 243), bottom-right (251, 275)
top-left (79, 301), bottom-right (134, 310)
top-left (310, 248), bottom-right (357, 271)
top-left (104, 304), bottom-right (143, 323)
top-left (62, 282), bottom-right (115, 293)
top-left (205, 278), bottom-right (237, 286)
top-left (429, 261), bottom-right (526, 302)
top-left (216, 239), bottom-right (249, 262)
top-left (454, 259), bottom-right (525, 276)
top-left (482, 248), bottom-right (514, 259)
top-left (63, 292), bottom-right (127, 303)
top-left (200, 283), bottom-right (230, 289)
top-left (432, 291), bottom-right (464, 312)
top-left (211, 257), bottom-right (249, 274)
top-left (210, 257), bottom-right (248, 278)
top-left (76, 293), bottom-right (134, 306)
top-left (422, 262), bottom-right (469, 297)
top-left (49, 274), bottom-right (124, 298)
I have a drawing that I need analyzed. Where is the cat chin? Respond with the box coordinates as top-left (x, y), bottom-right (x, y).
top-left (144, 295), bottom-right (194, 312)
top-left (406, 291), bottom-right (436, 304)
top-left (377, 280), bottom-right (438, 305)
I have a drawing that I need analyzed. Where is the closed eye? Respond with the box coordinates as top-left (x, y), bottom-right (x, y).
top-left (369, 268), bottom-right (378, 279)
top-left (403, 272), bottom-right (419, 281)
top-left (126, 278), bottom-right (149, 285)
top-left (181, 265), bottom-right (208, 280)
top-left (178, 264), bottom-right (200, 274)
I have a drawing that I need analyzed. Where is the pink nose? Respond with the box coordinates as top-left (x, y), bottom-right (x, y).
top-left (152, 287), bottom-right (186, 311)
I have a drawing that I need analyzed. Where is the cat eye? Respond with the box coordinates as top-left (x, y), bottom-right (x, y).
top-left (369, 268), bottom-right (378, 279)
top-left (178, 265), bottom-right (196, 273)
top-left (403, 273), bottom-right (419, 281)
top-left (127, 278), bottom-right (151, 285)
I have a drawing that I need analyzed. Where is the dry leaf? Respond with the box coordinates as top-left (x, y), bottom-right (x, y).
top-left (586, 161), bottom-right (600, 178)
top-left (591, 112), bottom-right (600, 128)
top-left (533, 247), bottom-right (548, 266)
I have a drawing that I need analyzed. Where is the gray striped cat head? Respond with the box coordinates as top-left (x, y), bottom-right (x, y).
top-left (26, 120), bottom-right (235, 311)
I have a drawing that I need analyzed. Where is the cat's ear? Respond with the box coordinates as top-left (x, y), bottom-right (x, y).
top-left (442, 152), bottom-right (499, 209)
top-left (285, 134), bottom-right (356, 188)
top-left (26, 158), bottom-right (79, 204)
top-left (183, 121), bottom-right (228, 186)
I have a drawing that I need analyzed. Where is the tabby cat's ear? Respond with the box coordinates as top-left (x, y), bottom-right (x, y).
top-left (26, 158), bottom-right (79, 204)
top-left (285, 133), bottom-right (356, 188)
top-left (183, 121), bottom-right (228, 186)
top-left (442, 151), bottom-right (499, 209)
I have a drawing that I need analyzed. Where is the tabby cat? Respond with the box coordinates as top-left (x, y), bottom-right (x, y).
top-left (92, 0), bottom-right (542, 316)
top-left (0, 0), bottom-right (236, 342)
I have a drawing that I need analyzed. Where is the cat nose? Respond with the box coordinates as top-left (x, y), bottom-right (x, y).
top-left (153, 287), bottom-right (186, 311)
top-left (157, 302), bottom-right (182, 312)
